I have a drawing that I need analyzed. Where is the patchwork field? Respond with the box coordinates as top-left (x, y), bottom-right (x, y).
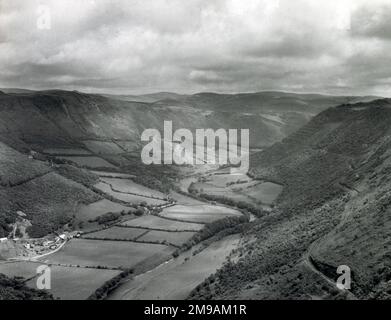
top-left (114, 140), bottom-right (139, 152)
top-left (85, 226), bottom-right (147, 240)
top-left (0, 261), bottom-right (41, 279)
top-left (205, 173), bottom-right (251, 187)
top-left (0, 260), bottom-right (121, 300)
top-left (40, 239), bottom-right (174, 269)
top-left (83, 140), bottom-right (124, 155)
top-left (170, 192), bottom-right (206, 205)
top-left (94, 182), bottom-right (166, 205)
top-left (120, 215), bottom-right (204, 231)
top-left (58, 156), bottom-right (116, 169)
top-left (109, 234), bottom-right (240, 300)
top-left (26, 265), bottom-right (121, 300)
top-left (89, 170), bottom-right (135, 179)
top-left (77, 199), bottom-right (131, 222)
top-left (160, 204), bottom-right (242, 223)
top-left (191, 173), bottom-right (283, 206)
top-left (100, 177), bottom-right (166, 199)
top-left (138, 230), bottom-right (196, 247)
top-left (43, 148), bottom-right (91, 155)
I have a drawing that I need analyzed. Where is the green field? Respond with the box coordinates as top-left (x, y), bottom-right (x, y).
top-left (138, 230), bottom-right (196, 247)
top-left (40, 239), bottom-right (174, 269)
top-left (94, 182), bottom-right (166, 205)
top-left (83, 140), bottom-right (124, 155)
top-left (100, 177), bottom-right (165, 199)
top-left (77, 199), bottom-right (131, 222)
top-left (0, 261), bottom-right (41, 279)
top-left (43, 148), bottom-right (91, 155)
top-left (58, 156), bottom-right (116, 169)
top-left (160, 204), bottom-right (242, 223)
top-left (192, 175), bottom-right (283, 206)
top-left (89, 170), bottom-right (135, 179)
top-left (114, 140), bottom-right (139, 152)
top-left (85, 226), bottom-right (147, 240)
top-left (120, 215), bottom-right (204, 231)
top-left (26, 265), bottom-right (121, 300)
top-left (109, 234), bottom-right (240, 300)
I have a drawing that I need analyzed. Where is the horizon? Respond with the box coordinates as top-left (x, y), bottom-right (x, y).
top-left (0, 86), bottom-right (387, 99)
top-left (1, 0), bottom-right (391, 97)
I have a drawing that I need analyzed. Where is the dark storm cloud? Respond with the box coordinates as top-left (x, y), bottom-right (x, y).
top-left (0, 0), bottom-right (390, 96)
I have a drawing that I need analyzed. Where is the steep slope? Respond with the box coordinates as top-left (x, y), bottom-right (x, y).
top-left (0, 142), bottom-right (100, 238)
top-left (0, 90), bottom-right (315, 149)
top-left (190, 99), bottom-right (391, 300)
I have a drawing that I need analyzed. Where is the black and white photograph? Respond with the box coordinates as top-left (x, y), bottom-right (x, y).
top-left (0, 0), bottom-right (390, 306)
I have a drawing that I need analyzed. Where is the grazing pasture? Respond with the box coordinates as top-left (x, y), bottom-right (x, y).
top-left (114, 141), bottom-right (139, 152)
top-left (89, 170), bottom-right (135, 179)
top-left (43, 148), bottom-right (91, 155)
top-left (0, 261), bottom-right (41, 279)
top-left (109, 234), bottom-right (240, 300)
top-left (26, 265), bottom-right (121, 300)
top-left (160, 205), bottom-right (242, 223)
top-left (77, 199), bottom-right (131, 222)
top-left (138, 230), bottom-right (196, 247)
top-left (83, 140), bottom-right (124, 155)
top-left (58, 156), bottom-right (116, 169)
top-left (94, 182), bottom-right (166, 205)
top-left (100, 177), bottom-right (166, 199)
top-left (40, 239), bottom-right (173, 269)
top-left (85, 226), bottom-right (146, 240)
top-left (120, 215), bottom-right (204, 231)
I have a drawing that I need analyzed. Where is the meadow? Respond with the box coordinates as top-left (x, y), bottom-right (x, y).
top-left (120, 215), bottom-right (204, 232)
top-left (83, 140), bottom-right (124, 155)
top-left (43, 148), bottom-right (92, 155)
top-left (85, 226), bottom-right (147, 241)
top-left (160, 204), bottom-right (242, 223)
top-left (94, 182), bottom-right (166, 205)
top-left (26, 265), bottom-right (121, 300)
top-left (76, 199), bottom-right (131, 222)
top-left (138, 230), bottom-right (196, 247)
top-left (40, 238), bottom-right (174, 269)
top-left (100, 177), bottom-right (166, 199)
top-left (58, 156), bottom-right (117, 169)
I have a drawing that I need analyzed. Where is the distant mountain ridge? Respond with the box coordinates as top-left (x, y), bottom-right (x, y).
top-left (1, 89), bottom-right (373, 150)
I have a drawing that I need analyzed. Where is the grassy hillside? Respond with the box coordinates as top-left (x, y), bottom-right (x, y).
top-left (190, 99), bottom-right (391, 300)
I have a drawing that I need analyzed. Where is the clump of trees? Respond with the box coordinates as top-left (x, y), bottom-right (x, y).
top-left (88, 268), bottom-right (133, 300)
top-left (197, 193), bottom-right (267, 218)
top-left (0, 274), bottom-right (54, 300)
top-left (173, 215), bottom-right (249, 256)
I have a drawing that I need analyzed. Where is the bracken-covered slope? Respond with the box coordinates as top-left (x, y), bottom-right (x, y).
top-left (190, 99), bottom-right (391, 300)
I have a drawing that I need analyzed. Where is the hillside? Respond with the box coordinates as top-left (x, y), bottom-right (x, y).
top-left (190, 99), bottom-right (391, 300)
top-left (0, 90), bottom-right (354, 149)
top-left (0, 90), bottom-right (383, 239)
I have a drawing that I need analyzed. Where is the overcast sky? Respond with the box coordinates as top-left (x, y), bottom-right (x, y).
top-left (1, 0), bottom-right (391, 96)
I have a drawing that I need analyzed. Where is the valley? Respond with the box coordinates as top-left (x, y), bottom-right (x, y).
top-left (0, 89), bottom-right (388, 300)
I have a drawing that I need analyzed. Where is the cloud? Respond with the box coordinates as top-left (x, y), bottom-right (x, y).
top-left (0, 0), bottom-right (391, 96)
top-left (351, 3), bottom-right (391, 40)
